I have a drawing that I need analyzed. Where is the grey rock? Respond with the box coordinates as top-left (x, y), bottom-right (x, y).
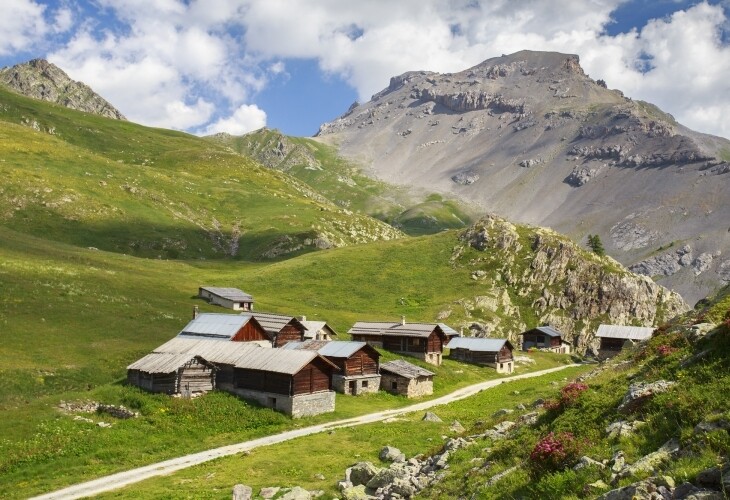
top-left (606, 420), bottom-right (646, 439)
top-left (617, 439), bottom-right (680, 479)
top-left (232, 484), bottom-right (252, 500)
top-left (531, 398), bottom-right (545, 408)
top-left (340, 484), bottom-right (373, 500)
top-left (718, 259), bottom-right (730, 282)
top-left (617, 380), bottom-right (676, 413)
top-left (673, 482), bottom-right (725, 500)
top-left (366, 465), bottom-right (409, 489)
top-left (259, 487), bottom-right (280, 499)
top-left (493, 421), bottom-right (516, 434)
top-left (515, 403), bottom-right (526, 411)
top-left (348, 462), bottom-right (381, 487)
top-left (574, 456), bottom-right (606, 471)
top-left (451, 171), bottom-right (480, 185)
top-left (694, 419), bottom-right (730, 434)
top-left (493, 408), bottom-right (514, 417)
top-left (485, 465), bottom-right (519, 486)
top-left (449, 420), bottom-right (466, 433)
top-left (389, 477), bottom-right (417, 497)
top-left (278, 486), bottom-right (311, 500)
top-left (422, 412), bottom-right (443, 422)
top-left (696, 463), bottom-right (730, 490)
top-left (379, 446), bottom-right (406, 463)
top-left (518, 412), bottom-right (539, 425)
top-left (630, 245), bottom-right (692, 277)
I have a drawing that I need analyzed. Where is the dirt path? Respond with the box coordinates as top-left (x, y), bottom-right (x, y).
top-left (32, 364), bottom-right (579, 500)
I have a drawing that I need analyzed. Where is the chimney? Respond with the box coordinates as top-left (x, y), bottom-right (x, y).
top-left (193, 305), bottom-right (199, 319)
top-left (299, 315), bottom-right (307, 322)
top-left (401, 315), bottom-right (406, 326)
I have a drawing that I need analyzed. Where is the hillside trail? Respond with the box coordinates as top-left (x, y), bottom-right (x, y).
top-left (32, 364), bottom-right (580, 500)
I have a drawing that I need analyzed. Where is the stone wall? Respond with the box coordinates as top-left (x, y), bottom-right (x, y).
top-left (230, 388), bottom-right (335, 417)
top-left (333, 374), bottom-right (381, 395)
top-left (380, 374), bottom-right (433, 398)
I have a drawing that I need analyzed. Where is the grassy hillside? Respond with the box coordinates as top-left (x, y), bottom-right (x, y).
top-left (0, 87), bottom-right (401, 261)
top-left (209, 128), bottom-right (477, 235)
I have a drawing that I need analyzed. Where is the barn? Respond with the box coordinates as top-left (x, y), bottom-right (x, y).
top-left (379, 359), bottom-right (434, 398)
top-left (177, 312), bottom-right (270, 346)
top-left (198, 286), bottom-right (254, 311)
top-left (127, 337), bottom-right (339, 417)
top-left (520, 326), bottom-right (571, 354)
top-left (596, 324), bottom-right (654, 359)
top-left (447, 337), bottom-right (515, 373)
top-left (252, 312), bottom-right (307, 347)
top-left (349, 318), bottom-right (450, 365)
top-left (283, 340), bottom-right (380, 395)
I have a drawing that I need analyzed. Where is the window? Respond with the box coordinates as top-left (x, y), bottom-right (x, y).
top-left (391, 381), bottom-right (398, 390)
top-left (362, 380), bottom-right (368, 388)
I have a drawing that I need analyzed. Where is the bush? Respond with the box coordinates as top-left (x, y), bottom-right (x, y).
top-left (528, 432), bottom-right (583, 474)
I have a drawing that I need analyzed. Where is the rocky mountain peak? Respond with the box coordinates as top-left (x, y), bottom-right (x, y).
top-left (0, 59), bottom-right (126, 120)
top-left (314, 50), bottom-right (730, 303)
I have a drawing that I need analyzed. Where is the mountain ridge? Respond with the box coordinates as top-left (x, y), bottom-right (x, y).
top-left (315, 50), bottom-right (730, 303)
top-left (0, 58), bottom-right (126, 120)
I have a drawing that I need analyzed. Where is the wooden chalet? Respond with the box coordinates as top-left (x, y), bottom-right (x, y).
top-left (379, 359), bottom-right (434, 398)
top-left (520, 326), bottom-right (571, 354)
top-left (252, 312), bottom-right (307, 348)
top-left (348, 318), bottom-right (450, 366)
top-left (198, 286), bottom-right (254, 311)
top-left (127, 337), bottom-right (339, 417)
top-left (177, 312), bottom-right (270, 346)
top-left (283, 340), bottom-right (380, 395)
top-left (299, 317), bottom-right (338, 341)
top-left (596, 324), bottom-right (654, 359)
top-left (447, 337), bottom-right (515, 373)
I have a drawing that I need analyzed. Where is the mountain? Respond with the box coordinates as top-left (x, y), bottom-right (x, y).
top-left (0, 58), bottom-right (126, 120)
top-left (315, 50), bottom-right (730, 303)
top-left (209, 128), bottom-right (478, 235)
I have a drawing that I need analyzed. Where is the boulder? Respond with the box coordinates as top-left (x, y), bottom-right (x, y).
top-left (379, 446), bottom-right (406, 463)
top-left (232, 484), bottom-right (252, 500)
top-left (606, 420), bottom-right (646, 439)
top-left (696, 463), bottom-right (730, 490)
top-left (340, 484), bottom-right (372, 500)
top-left (348, 462), bottom-right (381, 487)
top-left (573, 456), bottom-right (606, 471)
top-left (422, 412), bottom-right (443, 422)
top-left (278, 487), bottom-right (311, 500)
top-left (673, 482), bottom-right (725, 500)
top-left (694, 420), bottom-right (730, 435)
top-left (518, 412), bottom-right (539, 425)
top-left (366, 465), bottom-right (409, 490)
top-left (389, 477), bottom-right (417, 497)
top-left (617, 439), bottom-right (680, 479)
top-left (449, 420), bottom-right (466, 433)
top-left (259, 487), bottom-right (280, 499)
top-left (493, 421), bottom-right (516, 434)
top-left (617, 380), bottom-right (676, 413)
top-left (493, 408), bottom-right (514, 417)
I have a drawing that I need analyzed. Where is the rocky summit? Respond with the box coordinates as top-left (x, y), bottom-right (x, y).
top-left (315, 50), bottom-right (730, 303)
top-left (0, 59), bottom-right (126, 120)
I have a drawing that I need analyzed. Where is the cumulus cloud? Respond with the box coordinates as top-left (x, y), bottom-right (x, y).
top-left (6, 0), bottom-right (726, 139)
top-left (200, 103), bottom-right (267, 135)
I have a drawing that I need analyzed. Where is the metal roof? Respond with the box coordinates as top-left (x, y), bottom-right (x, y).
top-left (199, 286), bottom-right (253, 302)
top-left (596, 324), bottom-right (654, 341)
top-left (521, 326), bottom-right (563, 338)
top-left (282, 340), bottom-right (371, 358)
top-left (348, 321), bottom-right (445, 338)
top-left (437, 323), bottom-right (459, 337)
top-left (251, 312), bottom-right (304, 336)
top-left (127, 352), bottom-right (201, 374)
top-left (380, 359), bottom-right (434, 379)
top-left (447, 337), bottom-right (512, 352)
top-left (129, 337), bottom-right (337, 375)
top-left (177, 313), bottom-right (254, 340)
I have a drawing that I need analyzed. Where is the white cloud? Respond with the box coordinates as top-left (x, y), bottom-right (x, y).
top-left (0, 0), bottom-right (49, 55)
top-left (200, 104), bottom-right (266, 135)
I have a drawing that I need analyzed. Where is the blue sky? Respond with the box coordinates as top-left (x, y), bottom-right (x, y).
top-left (1, 0), bottom-right (729, 138)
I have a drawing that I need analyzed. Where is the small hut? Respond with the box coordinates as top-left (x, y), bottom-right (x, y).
top-left (596, 324), bottom-right (654, 359)
top-left (198, 286), bottom-right (254, 311)
top-left (299, 317), bottom-right (338, 341)
top-left (520, 326), bottom-right (571, 354)
top-left (127, 353), bottom-right (215, 395)
top-left (252, 312), bottom-right (307, 347)
top-left (379, 359), bottom-right (434, 398)
top-left (447, 337), bottom-right (514, 373)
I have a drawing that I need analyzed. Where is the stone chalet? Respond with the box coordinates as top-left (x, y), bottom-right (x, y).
top-left (520, 326), bottom-right (572, 354)
top-left (198, 286), bottom-right (254, 311)
top-left (282, 340), bottom-right (380, 395)
top-left (379, 359), bottom-right (434, 398)
top-left (596, 324), bottom-right (654, 359)
top-left (349, 318), bottom-right (450, 365)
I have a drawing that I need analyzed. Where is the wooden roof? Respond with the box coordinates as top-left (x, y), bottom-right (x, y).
top-left (447, 337), bottom-right (513, 352)
top-left (199, 286), bottom-right (253, 302)
top-left (348, 321), bottom-right (448, 338)
top-left (127, 352), bottom-right (203, 374)
top-left (596, 324), bottom-right (654, 341)
top-left (251, 312), bottom-right (305, 336)
top-left (380, 359), bottom-right (434, 379)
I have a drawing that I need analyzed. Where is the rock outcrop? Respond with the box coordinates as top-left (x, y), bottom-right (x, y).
top-left (0, 59), bottom-right (126, 120)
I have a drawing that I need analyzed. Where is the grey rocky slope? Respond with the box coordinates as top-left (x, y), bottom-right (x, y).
top-left (315, 50), bottom-right (730, 303)
top-left (0, 59), bottom-right (126, 120)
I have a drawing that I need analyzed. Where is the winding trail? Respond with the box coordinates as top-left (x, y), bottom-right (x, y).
top-left (32, 364), bottom-right (580, 500)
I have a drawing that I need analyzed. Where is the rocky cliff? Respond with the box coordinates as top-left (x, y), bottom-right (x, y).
top-left (315, 50), bottom-right (730, 303)
top-left (0, 59), bottom-right (125, 120)
top-left (443, 215), bottom-right (687, 352)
